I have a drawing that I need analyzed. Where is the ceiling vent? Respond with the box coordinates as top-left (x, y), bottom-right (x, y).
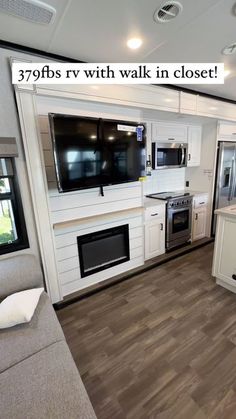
top-left (222, 43), bottom-right (236, 55)
top-left (154, 1), bottom-right (183, 23)
top-left (0, 0), bottom-right (56, 24)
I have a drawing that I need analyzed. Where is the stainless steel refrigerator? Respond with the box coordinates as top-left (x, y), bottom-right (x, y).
top-left (213, 141), bottom-right (236, 233)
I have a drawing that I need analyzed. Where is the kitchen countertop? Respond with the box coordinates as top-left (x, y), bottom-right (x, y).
top-left (184, 190), bottom-right (209, 196)
top-left (215, 205), bottom-right (236, 217)
top-left (143, 191), bottom-right (209, 209)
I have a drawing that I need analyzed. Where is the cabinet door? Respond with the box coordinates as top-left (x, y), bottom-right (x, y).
top-left (214, 217), bottom-right (236, 283)
top-left (187, 126), bottom-right (202, 167)
top-left (152, 122), bottom-right (188, 143)
top-left (145, 220), bottom-right (165, 260)
top-left (218, 123), bottom-right (236, 138)
top-left (192, 208), bottom-right (206, 241)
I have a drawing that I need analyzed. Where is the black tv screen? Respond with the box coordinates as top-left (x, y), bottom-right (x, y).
top-left (49, 113), bottom-right (146, 193)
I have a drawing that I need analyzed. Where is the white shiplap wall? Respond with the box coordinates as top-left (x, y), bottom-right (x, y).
top-left (54, 211), bottom-right (143, 296)
top-left (37, 102), bottom-right (145, 297)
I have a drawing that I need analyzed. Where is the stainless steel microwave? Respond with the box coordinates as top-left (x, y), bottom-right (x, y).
top-left (152, 142), bottom-right (188, 169)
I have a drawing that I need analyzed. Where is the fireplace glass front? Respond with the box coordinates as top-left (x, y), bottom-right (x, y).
top-left (77, 224), bottom-right (130, 277)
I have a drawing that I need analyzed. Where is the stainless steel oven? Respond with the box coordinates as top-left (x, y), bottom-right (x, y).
top-left (152, 142), bottom-right (188, 169)
top-left (166, 196), bottom-right (193, 250)
top-left (146, 191), bottom-right (193, 250)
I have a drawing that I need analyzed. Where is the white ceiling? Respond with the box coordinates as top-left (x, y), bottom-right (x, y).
top-left (1, 0), bottom-right (236, 100)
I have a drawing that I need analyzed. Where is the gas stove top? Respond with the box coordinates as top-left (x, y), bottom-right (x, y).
top-left (146, 191), bottom-right (191, 201)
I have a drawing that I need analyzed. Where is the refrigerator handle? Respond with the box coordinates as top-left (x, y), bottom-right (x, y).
top-left (232, 156), bottom-right (236, 201)
top-left (229, 156), bottom-right (236, 202)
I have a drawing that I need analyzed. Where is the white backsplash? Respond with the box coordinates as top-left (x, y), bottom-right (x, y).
top-left (143, 168), bottom-right (186, 195)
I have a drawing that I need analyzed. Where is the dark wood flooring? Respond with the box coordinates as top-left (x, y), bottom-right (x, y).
top-left (57, 243), bottom-right (236, 419)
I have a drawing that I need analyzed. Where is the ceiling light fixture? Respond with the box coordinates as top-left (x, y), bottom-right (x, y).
top-left (127, 38), bottom-right (143, 50)
top-left (222, 43), bottom-right (236, 55)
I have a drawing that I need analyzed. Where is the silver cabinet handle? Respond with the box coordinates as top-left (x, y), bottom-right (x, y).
top-left (188, 153), bottom-right (191, 161)
top-left (151, 213), bottom-right (158, 216)
top-left (168, 138), bottom-right (175, 141)
top-left (160, 223), bottom-right (164, 231)
top-left (195, 213), bottom-right (198, 220)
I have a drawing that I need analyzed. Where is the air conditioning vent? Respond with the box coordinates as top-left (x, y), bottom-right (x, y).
top-left (0, 0), bottom-right (56, 24)
top-left (222, 43), bottom-right (236, 56)
top-left (154, 1), bottom-right (183, 23)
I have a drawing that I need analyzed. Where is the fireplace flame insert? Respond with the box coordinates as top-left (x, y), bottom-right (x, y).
top-left (77, 224), bottom-right (130, 278)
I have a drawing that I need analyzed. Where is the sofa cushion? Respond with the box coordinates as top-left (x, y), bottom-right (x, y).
top-left (0, 341), bottom-right (97, 419)
top-left (0, 292), bottom-right (64, 372)
top-left (0, 254), bottom-right (44, 299)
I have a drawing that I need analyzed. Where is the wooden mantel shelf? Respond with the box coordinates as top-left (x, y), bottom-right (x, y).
top-left (53, 206), bottom-right (144, 230)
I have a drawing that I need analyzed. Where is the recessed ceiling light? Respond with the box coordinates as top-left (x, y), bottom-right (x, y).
top-left (127, 38), bottom-right (143, 50)
top-left (90, 135), bottom-right (96, 139)
top-left (224, 70), bottom-right (231, 78)
top-left (108, 136), bottom-right (115, 141)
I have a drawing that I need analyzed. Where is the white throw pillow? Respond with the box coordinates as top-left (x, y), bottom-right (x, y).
top-left (0, 288), bottom-right (44, 329)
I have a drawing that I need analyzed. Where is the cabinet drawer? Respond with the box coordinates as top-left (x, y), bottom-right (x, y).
top-left (145, 205), bottom-right (165, 222)
top-left (193, 194), bottom-right (208, 209)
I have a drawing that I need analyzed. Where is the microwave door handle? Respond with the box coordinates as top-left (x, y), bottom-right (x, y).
top-left (179, 146), bottom-right (185, 166)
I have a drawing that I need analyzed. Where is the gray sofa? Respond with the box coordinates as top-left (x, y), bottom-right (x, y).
top-left (0, 254), bottom-right (97, 419)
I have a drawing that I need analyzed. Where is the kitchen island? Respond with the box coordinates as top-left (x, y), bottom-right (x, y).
top-left (212, 205), bottom-right (236, 293)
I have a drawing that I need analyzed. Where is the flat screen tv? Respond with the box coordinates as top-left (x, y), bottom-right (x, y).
top-left (49, 113), bottom-right (146, 193)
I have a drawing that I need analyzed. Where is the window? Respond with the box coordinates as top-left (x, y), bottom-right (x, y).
top-left (0, 158), bottom-right (28, 254)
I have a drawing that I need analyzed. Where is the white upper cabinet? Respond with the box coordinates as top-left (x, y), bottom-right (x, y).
top-left (180, 92), bottom-right (197, 115)
top-left (197, 97), bottom-right (236, 121)
top-left (152, 121), bottom-right (188, 143)
top-left (218, 122), bottom-right (236, 139)
top-left (187, 126), bottom-right (202, 167)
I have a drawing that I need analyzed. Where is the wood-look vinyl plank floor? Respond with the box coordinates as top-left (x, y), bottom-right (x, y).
top-left (57, 243), bottom-right (236, 419)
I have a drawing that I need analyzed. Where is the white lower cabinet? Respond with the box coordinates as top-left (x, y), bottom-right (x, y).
top-left (213, 211), bottom-right (236, 292)
top-left (144, 204), bottom-right (165, 260)
top-left (191, 194), bottom-right (208, 241)
top-left (192, 207), bottom-right (207, 241)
